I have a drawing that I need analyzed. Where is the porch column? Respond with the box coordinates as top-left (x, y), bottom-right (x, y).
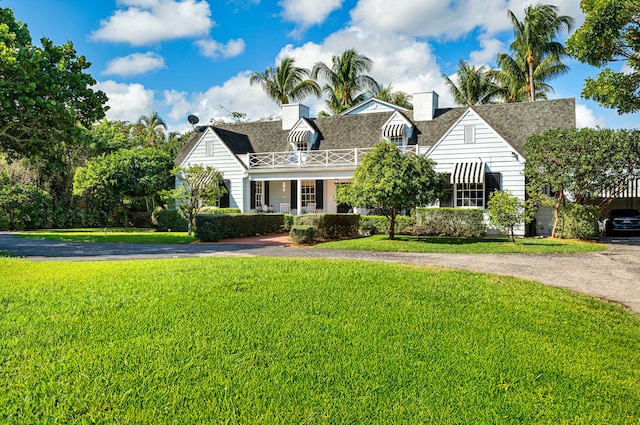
top-left (297, 178), bottom-right (302, 215)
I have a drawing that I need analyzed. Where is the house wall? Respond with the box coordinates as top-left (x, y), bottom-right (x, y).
top-left (426, 109), bottom-right (527, 236)
top-left (181, 129), bottom-right (246, 211)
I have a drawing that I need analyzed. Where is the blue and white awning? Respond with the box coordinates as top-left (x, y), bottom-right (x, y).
top-left (451, 162), bottom-right (485, 184)
top-left (383, 123), bottom-right (405, 137)
top-left (287, 130), bottom-right (310, 143)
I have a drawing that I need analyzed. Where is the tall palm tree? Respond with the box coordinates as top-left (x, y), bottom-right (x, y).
top-left (132, 111), bottom-right (168, 146)
top-left (368, 82), bottom-right (413, 109)
top-left (506, 3), bottom-right (573, 101)
top-left (442, 60), bottom-right (500, 106)
top-left (311, 49), bottom-right (378, 115)
top-left (249, 56), bottom-right (321, 106)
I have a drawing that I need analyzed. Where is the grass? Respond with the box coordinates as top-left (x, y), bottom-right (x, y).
top-left (1, 257), bottom-right (639, 424)
top-left (14, 227), bottom-right (197, 244)
top-left (315, 234), bottom-right (606, 254)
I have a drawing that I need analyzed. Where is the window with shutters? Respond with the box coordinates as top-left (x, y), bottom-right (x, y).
top-left (254, 181), bottom-right (263, 209)
top-left (301, 180), bottom-right (315, 207)
top-left (455, 182), bottom-right (484, 207)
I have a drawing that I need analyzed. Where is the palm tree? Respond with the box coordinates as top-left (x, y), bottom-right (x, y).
top-left (506, 3), bottom-right (573, 101)
top-left (132, 111), bottom-right (168, 146)
top-left (311, 49), bottom-right (378, 115)
top-left (368, 82), bottom-right (413, 109)
top-left (442, 60), bottom-right (500, 106)
top-left (249, 56), bottom-right (321, 106)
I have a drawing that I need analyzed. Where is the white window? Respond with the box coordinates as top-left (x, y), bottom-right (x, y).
top-left (464, 125), bottom-right (476, 144)
top-left (455, 182), bottom-right (484, 207)
top-left (206, 140), bottom-right (214, 156)
top-left (389, 135), bottom-right (405, 151)
top-left (296, 140), bottom-right (309, 151)
top-left (255, 181), bottom-right (263, 208)
top-left (301, 180), bottom-right (315, 207)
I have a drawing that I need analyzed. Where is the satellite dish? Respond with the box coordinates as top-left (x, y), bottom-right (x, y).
top-left (187, 114), bottom-right (200, 125)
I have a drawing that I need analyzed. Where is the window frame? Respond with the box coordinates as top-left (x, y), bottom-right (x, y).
top-left (300, 180), bottom-right (316, 207)
top-left (455, 182), bottom-right (485, 208)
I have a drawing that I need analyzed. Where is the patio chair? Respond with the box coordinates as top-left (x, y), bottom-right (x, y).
top-left (306, 203), bottom-right (316, 213)
top-left (280, 203), bottom-right (290, 214)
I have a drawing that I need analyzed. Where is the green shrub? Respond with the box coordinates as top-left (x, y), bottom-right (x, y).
top-left (195, 214), bottom-right (285, 242)
top-left (414, 208), bottom-right (486, 238)
top-left (283, 214), bottom-right (294, 232)
top-left (293, 214), bottom-right (360, 240)
top-left (556, 203), bottom-right (600, 240)
top-left (199, 207), bottom-right (241, 214)
top-left (290, 225), bottom-right (315, 245)
top-left (152, 208), bottom-right (189, 232)
top-left (359, 215), bottom-right (414, 236)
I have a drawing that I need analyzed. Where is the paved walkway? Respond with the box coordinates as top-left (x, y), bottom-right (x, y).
top-left (1, 233), bottom-right (639, 314)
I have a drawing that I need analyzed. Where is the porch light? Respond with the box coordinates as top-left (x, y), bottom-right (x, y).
top-left (282, 181), bottom-right (286, 192)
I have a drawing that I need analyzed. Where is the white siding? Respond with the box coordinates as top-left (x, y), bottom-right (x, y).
top-left (427, 109), bottom-right (527, 236)
top-left (180, 130), bottom-right (247, 211)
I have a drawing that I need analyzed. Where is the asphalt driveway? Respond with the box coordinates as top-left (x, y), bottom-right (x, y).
top-left (1, 233), bottom-right (639, 314)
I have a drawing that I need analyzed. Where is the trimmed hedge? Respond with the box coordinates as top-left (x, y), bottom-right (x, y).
top-left (199, 207), bottom-right (242, 214)
top-left (293, 214), bottom-right (360, 240)
top-left (195, 214), bottom-right (285, 242)
top-left (290, 225), bottom-right (315, 245)
top-left (359, 215), bottom-right (414, 236)
top-left (414, 208), bottom-right (486, 238)
top-left (152, 208), bottom-right (189, 232)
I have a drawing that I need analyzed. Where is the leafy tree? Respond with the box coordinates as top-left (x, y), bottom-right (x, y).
top-left (500, 3), bottom-right (573, 102)
top-left (336, 141), bottom-right (443, 240)
top-left (0, 7), bottom-right (107, 159)
top-left (311, 49), bottom-right (379, 115)
top-left (566, 0), bottom-right (640, 113)
top-left (524, 128), bottom-right (640, 237)
top-left (0, 181), bottom-right (51, 230)
top-left (73, 148), bottom-right (175, 226)
top-left (487, 190), bottom-right (531, 243)
top-left (131, 111), bottom-right (168, 147)
top-left (250, 56), bottom-right (321, 106)
top-left (368, 82), bottom-right (413, 109)
top-left (165, 165), bottom-right (227, 235)
top-left (443, 60), bottom-right (500, 106)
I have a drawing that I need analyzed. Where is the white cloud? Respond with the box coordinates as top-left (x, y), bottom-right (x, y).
top-left (94, 80), bottom-right (157, 122)
top-left (575, 103), bottom-right (606, 129)
top-left (103, 52), bottom-right (166, 76)
top-left (279, 0), bottom-right (343, 29)
top-left (469, 37), bottom-right (505, 66)
top-left (195, 38), bottom-right (246, 59)
top-left (91, 0), bottom-right (213, 45)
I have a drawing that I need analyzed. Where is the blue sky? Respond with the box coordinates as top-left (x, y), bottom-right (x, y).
top-left (4, 0), bottom-right (638, 133)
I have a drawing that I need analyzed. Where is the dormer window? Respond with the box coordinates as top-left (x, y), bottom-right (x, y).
top-left (383, 123), bottom-right (406, 151)
top-left (288, 130), bottom-right (311, 151)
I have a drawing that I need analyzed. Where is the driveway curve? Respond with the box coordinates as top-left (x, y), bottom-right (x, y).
top-left (1, 233), bottom-right (639, 314)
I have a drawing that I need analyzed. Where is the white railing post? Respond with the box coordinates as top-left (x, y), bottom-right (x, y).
top-left (354, 148), bottom-right (358, 165)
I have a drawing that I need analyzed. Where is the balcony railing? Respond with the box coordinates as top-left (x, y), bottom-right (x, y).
top-left (247, 146), bottom-right (419, 169)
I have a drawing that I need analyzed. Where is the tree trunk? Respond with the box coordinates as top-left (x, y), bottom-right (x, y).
top-left (551, 191), bottom-right (564, 238)
top-left (389, 211), bottom-right (396, 240)
top-left (528, 54), bottom-right (535, 102)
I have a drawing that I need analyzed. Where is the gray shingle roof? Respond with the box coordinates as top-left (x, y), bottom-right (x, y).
top-left (176, 98), bottom-right (575, 165)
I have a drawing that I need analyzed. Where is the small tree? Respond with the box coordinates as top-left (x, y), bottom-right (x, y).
top-left (486, 190), bottom-right (532, 243)
top-left (166, 165), bottom-right (226, 236)
top-left (336, 141), bottom-right (443, 240)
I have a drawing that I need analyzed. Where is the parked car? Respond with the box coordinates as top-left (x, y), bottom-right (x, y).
top-left (605, 209), bottom-right (640, 235)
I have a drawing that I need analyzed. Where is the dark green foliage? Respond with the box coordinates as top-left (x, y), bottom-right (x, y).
top-left (0, 183), bottom-right (52, 230)
top-left (283, 214), bottom-right (294, 231)
top-left (293, 214), bottom-right (360, 240)
top-left (289, 225), bottom-right (315, 245)
top-left (199, 207), bottom-right (242, 214)
top-left (556, 203), bottom-right (601, 240)
top-left (195, 214), bottom-right (286, 242)
top-left (414, 208), bottom-right (486, 238)
top-left (152, 208), bottom-right (188, 232)
top-left (359, 215), bottom-right (414, 236)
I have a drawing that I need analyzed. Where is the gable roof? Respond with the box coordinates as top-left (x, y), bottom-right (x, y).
top-left (176, 98), bottom-right (575, 164)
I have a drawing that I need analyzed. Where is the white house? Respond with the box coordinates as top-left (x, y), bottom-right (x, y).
top-left (176, 92), bottom-right (576, 236)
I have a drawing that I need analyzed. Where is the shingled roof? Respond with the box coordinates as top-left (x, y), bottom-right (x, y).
top-left (176, 97), bottom-right (575, 165)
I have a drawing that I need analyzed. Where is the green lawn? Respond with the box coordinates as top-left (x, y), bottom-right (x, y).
top-left (1, 257), bottom-right (638, 424)
top-left (315, 234), bottom-right (606, 254)
top-left (15, 227), bottom-right (197, 244)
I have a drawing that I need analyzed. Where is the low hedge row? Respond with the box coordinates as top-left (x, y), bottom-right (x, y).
top-left (414, 208), bottom-right (485, 238)
top-left (199, 207), bottom-right (242, 214)
top-left (293, 214), bottom-right (360, 240)
top-left (359, 216), bottom-right (414, 236)
top-left (290, 225), bottom-right (315, 245)
top-left (152, 208), bottom-right (188, 232)
top-left (195, 214), bottom-right (286, 242)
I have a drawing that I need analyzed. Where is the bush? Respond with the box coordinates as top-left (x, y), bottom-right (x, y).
top-left (414, 208), bottom-right (486, 238)
top-left (195, 214), bottom-right (285, 242)
top-left (293, 214), bottom-right (360, 240)
top-left (152, 208), bottom-right (189, 232)
top-left (556, 203), bottom-right (600, 240)
top-left (290, 225), bottom-right (315, 245)
top-left (283, 214), bottom-right (294, 232)
top-left (359, 215), bottom-right (414, 236)
top-left (199, 207), bottom-right (241, 214)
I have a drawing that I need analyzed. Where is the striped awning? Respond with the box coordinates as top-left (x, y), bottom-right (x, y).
top-left (383, 123), bottom-right (405, 137)
top-left (287, 130), bottom-right (310, 143)
top-left (451, 162), bottom-right (485, 184)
